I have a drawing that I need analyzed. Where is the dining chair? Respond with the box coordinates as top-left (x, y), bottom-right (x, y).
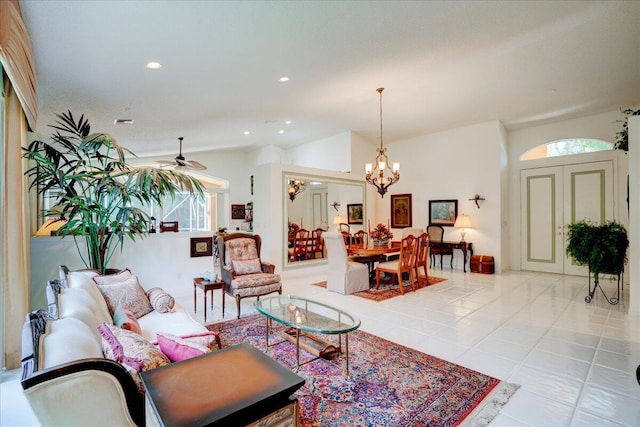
top-left (352, 230), bottom-right (367, 245)
top-left (288, 228), bottom-right (310, 262)
top-left (340, 230), bottom-right (352, 246)
top-left (375, 235), bottom-right (417, 295)
top-left (427, 225), bottom-right (453, 269)
top-left (310, 228), bottom-right (325, 259)
top-left (324, 232), bottom-right (369, 294)
top-left (414, 232), bottom-right (430, 285)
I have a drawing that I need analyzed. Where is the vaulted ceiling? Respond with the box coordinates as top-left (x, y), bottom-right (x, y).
top-left (20, 1), bottom-right (640, 158)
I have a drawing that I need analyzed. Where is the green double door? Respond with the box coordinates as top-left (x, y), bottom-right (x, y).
top-left (520, 161), bottom-right (614, 275)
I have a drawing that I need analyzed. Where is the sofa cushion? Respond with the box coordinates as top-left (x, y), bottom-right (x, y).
top-left (136, 303), bottom-right (208, 342)
top-left (156, 332), bottom-right (211, 362)
top-left (113, 305), bottom-right (142, 335)
top-left (66, 271), bottom-right (112, 322)
top-left (231, 258), bottom-right (262, 275)
top-left (97, 275), bottom-right (153, 319)
top-left (230, 272), bottom-right (281, 290)
top-left (92, 268), bottom-right (133, 286)
top-left (146, 287), bottom-right (175, 313)
top-left (41, 318), bottom-right (103, 369)
top-left (98, 323), bottom-right (170, 391)
top-left (59, 288), bottom-right (111, 340)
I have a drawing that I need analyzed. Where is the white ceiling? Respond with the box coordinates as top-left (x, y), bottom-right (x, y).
top-left (20, 1), bottom-right (640, 158)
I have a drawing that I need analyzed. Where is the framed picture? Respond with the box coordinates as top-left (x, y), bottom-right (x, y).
top-left (190, 237), bottom-right (213, 257)
top-left (231, 204), bottom-right (246, 220)
top-left (347, 203), bottom-right (363, 224)
top-left (429, 199), bottom-right (458, 226)
top-left (390, 194), bottom-right (412, 228)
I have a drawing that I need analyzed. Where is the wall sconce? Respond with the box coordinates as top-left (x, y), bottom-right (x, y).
top-left (330, 202), bottom-right (341, 212)
top-left (453, 214), bottom-right (472, 242)
top-left (469, 194), bottom-right (485, 209)
top-left (288, 178), bottom-right (306, 201)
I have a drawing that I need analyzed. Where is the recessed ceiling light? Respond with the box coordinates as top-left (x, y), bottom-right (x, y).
top-left (278, 130), bottom-right (285, 134)
top-left (285, 120), bottom-right (292, 125)
top-left (243, 131), bottom-right (250, 135)
top-left (145, 62), bottom-right (162, 69)
top-left (279, 76), bottom-right (289, 82)
top-left (114, 119), bottom-right (134, 125)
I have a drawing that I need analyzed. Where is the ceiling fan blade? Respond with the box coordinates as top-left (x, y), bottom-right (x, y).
top-left (157, 160), bottom-right (176, 165)
top-left (185, 160), bottom-right (207, 170)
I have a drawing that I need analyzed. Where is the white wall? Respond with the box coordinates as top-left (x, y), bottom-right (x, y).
top-left (30, 233), bottom-right (216, 311)
top-left (380, 121), bottom-right (505, 271)
top-left (628, 116), bottom-right (639, 315)
top-left (286, 131), bottom-right (353, 172)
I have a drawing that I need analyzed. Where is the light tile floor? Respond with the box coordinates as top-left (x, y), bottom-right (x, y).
top-left (2, 268), bottom-right (639, 426)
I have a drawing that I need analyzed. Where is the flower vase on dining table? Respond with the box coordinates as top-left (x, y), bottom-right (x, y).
top-left (373, 238), bottom-right (389, 248)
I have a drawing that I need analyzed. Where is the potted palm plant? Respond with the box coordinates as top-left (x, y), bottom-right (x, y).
top-left (23, 111), bottom-right (204, 273)
top-left (566, 220), bottom-right (628, 303)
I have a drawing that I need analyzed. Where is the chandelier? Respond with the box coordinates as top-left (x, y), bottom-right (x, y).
top-left (365, 87), bottom-right (399, 197)
top-left (287, 178), bottom-right (306, 201)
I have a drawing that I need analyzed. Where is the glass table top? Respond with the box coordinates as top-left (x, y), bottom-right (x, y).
top-left (254, 295), bottom-right (361, 335)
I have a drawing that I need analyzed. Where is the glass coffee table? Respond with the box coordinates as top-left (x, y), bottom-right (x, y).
top-left (254, 295), bottom-right (361, 376)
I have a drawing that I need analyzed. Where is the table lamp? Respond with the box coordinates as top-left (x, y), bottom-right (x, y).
top-left (333, 215), bottom-right (345, 231)
top-left (453, 214), bottom-right (472, 242)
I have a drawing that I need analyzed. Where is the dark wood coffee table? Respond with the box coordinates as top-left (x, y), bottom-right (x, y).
top-left (141, 343), bottom-right (304, 426)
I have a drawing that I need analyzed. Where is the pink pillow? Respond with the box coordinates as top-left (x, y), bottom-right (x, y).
top-left (113, 305), bottom-right (142, 335)
top-left (157, 332), bottom-right (211, 362)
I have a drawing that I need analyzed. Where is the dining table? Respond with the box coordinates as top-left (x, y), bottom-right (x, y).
top-left (346, 242), bottom-right (401, 283)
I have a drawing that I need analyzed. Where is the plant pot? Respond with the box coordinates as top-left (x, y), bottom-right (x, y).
top-left (373, 239), bottom-right (389, 247)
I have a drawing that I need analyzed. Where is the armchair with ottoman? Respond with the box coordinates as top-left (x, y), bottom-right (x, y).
top-left (218, 232), bottom-right (283, 318)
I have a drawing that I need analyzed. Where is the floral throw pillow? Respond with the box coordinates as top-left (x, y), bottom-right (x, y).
top-left (92, 268), bottom-right (133, 286)
top-left (231, 258), bottom-right (262, 275)
top-left (97, 275), bottom-right (153, 319)
top-left (146, 287), bottom-right (175, 313)
top-left (98, 323), bottom-right (170, 391)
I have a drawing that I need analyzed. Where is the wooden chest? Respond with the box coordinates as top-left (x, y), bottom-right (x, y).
top-left (470, 255), bottom-right (495, 274)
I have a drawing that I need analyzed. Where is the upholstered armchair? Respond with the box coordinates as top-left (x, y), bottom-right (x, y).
top-left (218, 233), bottom-right (282, 318)
top-left (324, 232), bottom-right (369, 295)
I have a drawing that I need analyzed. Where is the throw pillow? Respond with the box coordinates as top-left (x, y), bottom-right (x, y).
top-left (98, 323), bottom-right (170, 391)
top-left (179, 331), bottom-right (221, 351)
top-left (97, 275), bottom-right (153, 319)
top-left (92, 268), bottom-right (133, 286)
top-left (113, 305), bottom-right (142, 335)
top-left (146, 287), bottom-right (175, 313)
top-left (231, 258), bottom-right (262, 275)
top-left (156, 332), bottom-right (211, 362)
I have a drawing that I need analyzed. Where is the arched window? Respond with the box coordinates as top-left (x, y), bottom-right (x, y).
top-left (520, 138), bottom-right (612, 161)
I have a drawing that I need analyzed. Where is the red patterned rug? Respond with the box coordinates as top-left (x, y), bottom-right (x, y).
top-left (207, 314), bottom-right (518, 426)
top-left (312, 276), bottom-right (447, 302)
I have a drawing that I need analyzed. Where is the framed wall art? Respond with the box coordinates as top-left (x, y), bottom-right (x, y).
top-left (347, 203), bottom-right (363, 224)
top-left (231, 204), bottom-right (246, 220)
top-left (190, 237), bottom-right (213, 257)
top-left (390, 194), bottom-right (412, 228)
top-left (429, 199), bottom-right (458, 226)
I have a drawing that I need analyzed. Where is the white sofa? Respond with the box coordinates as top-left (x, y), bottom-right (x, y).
top-left (21, 268), bottom-right (211, 427)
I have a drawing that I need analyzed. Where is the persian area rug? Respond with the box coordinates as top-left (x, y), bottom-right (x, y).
top-left (312, 276), bottom-right (447, 302)
top-left (207, 314), bottom-right (519, 427)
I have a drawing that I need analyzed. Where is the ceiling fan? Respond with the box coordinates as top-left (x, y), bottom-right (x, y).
top-left (157, 137), bottom-right (207, 171)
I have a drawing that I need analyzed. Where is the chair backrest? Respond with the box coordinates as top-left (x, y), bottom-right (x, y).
top-left (340, 230), bottom-right (351, 245)
top-left (415, 232), bottom-right (430, 266)
top-left (402, 227), bottom-right (424, 238)
top-left (339, 223), bottom-right (350, 233)
top-left (426, 225), bottom-right (444, 243)
top-left (311, 228), bottom-right (325, 255)
top-left (291, 228), bottom-right (310, 261)
top-left (352, 230), bottom-right (367, 245)
top-left (218, 233), bottom-right (262, 270)
top-left (323, 232), bottom-right (348, 271)
top-left (399, 235), bottom-right (418, 271)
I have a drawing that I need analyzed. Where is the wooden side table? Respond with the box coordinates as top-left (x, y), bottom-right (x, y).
top-left (193, 277), bottom-right (225, 322)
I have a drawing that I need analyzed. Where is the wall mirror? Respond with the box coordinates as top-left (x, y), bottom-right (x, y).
top-left (283, 173), bottom-right (366, 269)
